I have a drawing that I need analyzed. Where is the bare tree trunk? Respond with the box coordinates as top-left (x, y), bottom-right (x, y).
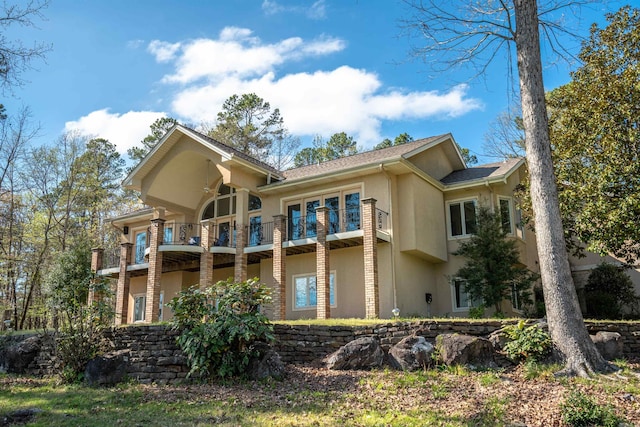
top-left (514, 0), bottom-right (614, 376)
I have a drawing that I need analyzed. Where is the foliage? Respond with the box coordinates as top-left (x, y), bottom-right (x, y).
top-left (468, 305), bottom-right (485, 319)
top-left (168, 278), bottom-right (275, 379)
top-left (373, 132), bottom-right (414, 150)
top-left (547, 6), bottom-right (640, 263)
top-left (208, 93), bottom-right (285, 161)
top-left (561, 390), bottom-right (623, 427)
top-left (127, 117), bottom-right (178, 165)
top-left (585, 262), bottom-right (639, 319)
top-left (293, 132), bottom-right (358, 167)
top-left (502, 320), bottom-right (551, 363)
top-left (48, 240), bottom-right (114, 382)
top-left (453, 207), bottom-right (538, 315)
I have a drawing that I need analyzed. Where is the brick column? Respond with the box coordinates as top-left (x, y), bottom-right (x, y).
top-left (88, 248), bottom-right (104, 304)
top-left (234, 225), bottom-right (247, 283)
top-left (145, 218), bottom-right (164, 323)
top-left (362, 198), bottom-right (379, 318)
top-left (316, 206), bottom-right (330, 319)
top-left (272, 214), bottom-right (287, 320)
top-left (199, 219), bottom-right (215, 290)
top-left (115, 243), bottom-right (132, 325)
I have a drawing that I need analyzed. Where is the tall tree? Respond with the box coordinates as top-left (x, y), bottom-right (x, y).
top-left (454, 207), bottom-right (538, 315)
top-left (208, 93), bottom-right (285, 160)
top-left (293, 132), bottom-right (358, 167)
top-left (0, 0), bottom-right (50, 92)
top-left (547, 6), bottom-right (640, 264)
top-left (127, 117), bottom-right (178, 165)
top-left (404, 0), bottom-right (614, 375)
top-left (374, 132), bottom-right (414, 150)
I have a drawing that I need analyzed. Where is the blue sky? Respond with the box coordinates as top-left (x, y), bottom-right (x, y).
top-left (5, 0), bottom-right (623, 165)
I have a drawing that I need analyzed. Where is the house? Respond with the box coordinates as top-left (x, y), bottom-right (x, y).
top-left (92, 124), bottom-right (640, 324)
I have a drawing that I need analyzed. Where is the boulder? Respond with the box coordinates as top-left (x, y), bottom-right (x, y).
top-left (3, 335), bottom-right (41, 374)
top-left (388, 335), bottom-right (434, 371)
top-left (246, 342), bottom-right (285, 381)
top-left (590, 331), bottom-right (623, 361)
top-left (326, 336), bottom-right (384, 370)
top-left (435, 333), bottom-right (496, 369)
top-left (84, 350), bottom-right (129, 386)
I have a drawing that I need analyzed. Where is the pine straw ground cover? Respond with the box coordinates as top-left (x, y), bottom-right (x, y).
top-left (1, 362), bottom-right (639, 426)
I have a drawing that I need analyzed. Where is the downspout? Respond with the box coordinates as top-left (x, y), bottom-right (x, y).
top-left (379, 164), bottom-right (397, 311)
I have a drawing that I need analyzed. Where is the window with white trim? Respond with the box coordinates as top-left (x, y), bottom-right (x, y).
top-left (133, 294), bottom-right (146, 322)
top-left (293, 272), bottom-right (336, 310)
top-left (498, 197), bottom-right (513, 235)
top-left (447, 199), bottom-right (477, 238)
top-left (511, 284), bottom-right (523, 312)
top-left (451, 279), bottom-right (481, 311)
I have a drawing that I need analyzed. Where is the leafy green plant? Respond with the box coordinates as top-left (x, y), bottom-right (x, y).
top-left (168, 277), bottom-right (275, 379)
top-left (585, 262), bottom-right (639, 319)
top-left (48, 241), bottom-right (114, 382)
top-left (502, 320), bottom-right (551, 363)
top-left (561, 390), bottom-right (623, 427)
top-left (468, 304), bottom-right (485, 319)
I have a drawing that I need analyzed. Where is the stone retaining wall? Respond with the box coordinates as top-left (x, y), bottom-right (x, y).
top-left (5, 320), bottom-right (640, 383)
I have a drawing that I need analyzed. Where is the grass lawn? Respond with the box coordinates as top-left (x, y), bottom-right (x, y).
top-left (2, 362), bottom-right (640, 427)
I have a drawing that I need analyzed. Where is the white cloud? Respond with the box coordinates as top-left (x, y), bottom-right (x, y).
top-left (148, 40), bottom-right (181, 63)
top-left (150, 27), bottom-right (482, 148)
top-left (261, 0), bottom-right (326, 20)
top-left (154, 29), bottom-right (344, 85)
top-left (65, 109), bottom-right (167, 155)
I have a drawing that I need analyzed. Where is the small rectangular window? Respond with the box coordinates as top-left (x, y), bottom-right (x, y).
top-left (499, 198), bottom-right (513, 235)
top-left (134, 294), bottom-right (146, 322)
top-left (288, 204), bottom-right (302, 240)
top-left (135, 232), bottom-right (147, 264)
top-left (511, 284), bottom-right (523, 311)
top-left (293, 272), bottom-right (336, 310)
top-left (448, 200), bottom-right (477, 238)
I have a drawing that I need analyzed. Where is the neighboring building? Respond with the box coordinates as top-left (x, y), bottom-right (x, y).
top-left (93, 124), bottom-right (639, 324)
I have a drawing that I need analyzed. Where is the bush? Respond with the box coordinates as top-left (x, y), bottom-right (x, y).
top-left (561, 390), bottom-right (623, 427)
top-left (168, 278), bottom-right (275, 379)
top-left (502, 320), bottom-right (551, 363)
top-left (585, 262), bottom-right (638, 319)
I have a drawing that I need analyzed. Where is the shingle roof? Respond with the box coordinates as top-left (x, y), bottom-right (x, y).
top-left (282, 135), bottom-right (448, 181)
top-left (440, 158), bottom-right (523, 185)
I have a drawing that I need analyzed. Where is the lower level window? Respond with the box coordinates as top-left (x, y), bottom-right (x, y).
top-left (511, 284), bottom-right (523, 311)
top-left (134, 294), bottom-right (146, 322)
top-left (294, 272), bottom-right (335, 310)
top-left (452, 279), bottom-right (480, 311)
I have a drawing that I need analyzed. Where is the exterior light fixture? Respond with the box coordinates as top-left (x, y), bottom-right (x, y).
top-left (392, 307), bottom-right (400, 319)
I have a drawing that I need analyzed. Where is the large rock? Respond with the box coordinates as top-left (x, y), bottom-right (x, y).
top-left (246, 342), bottom-right (285, 381)
top-left (388, 335), bottom-right (434, 371)
top-left (325, 337), bottom-right (384, 370)
top-left (84, 350), bottom-right (129, 386)
top-left (590, 331), bottom-right (623, 361)
top-left (435, 333), bottom-right (496, 369)
top-left (2, 335), bottom-right (41, 374)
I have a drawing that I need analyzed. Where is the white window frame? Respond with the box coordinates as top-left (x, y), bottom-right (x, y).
top-left (133, 293), bottom-right (146, 322)
top-left (511, 284), bottom-right (523, 313)
top-left (451, 278), bottom-right (480, 312)
top-left (133, 229), bottom-right (148, 264)
top-left (498, 197), bottom-right (514, 235)
top-left (446, 198), bottom-right (478, 239)
top-left (292, 271), bottom-right (337, 311)
top-left (158, 291), bottom-right (165, 321)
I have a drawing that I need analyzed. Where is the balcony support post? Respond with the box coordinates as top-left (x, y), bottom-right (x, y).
top-left (316, 206), bottom-right (330, 319)
top-left (362, 198), bottom-right (379, 318)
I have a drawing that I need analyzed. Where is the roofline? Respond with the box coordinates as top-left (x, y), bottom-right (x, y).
top-left (402, 133), bottom-right (466, 166)
top-left (122, 124), bottom-right (283, 188)
top-left (442, 158), bottom-right (526, 191)
top-left (109, 207), bottom-right (155, 224)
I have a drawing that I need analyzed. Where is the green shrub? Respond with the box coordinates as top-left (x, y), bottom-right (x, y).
top-left (468, 305), bottom-right (485, 319)
top-left (502, 320), bottom-right (551, 363)
top-left (168, 278), bottom-right (275, 379)
top-left (585, 262), bottom-right (638, 319)
top-left (561, 390), bottom-right (623, 427)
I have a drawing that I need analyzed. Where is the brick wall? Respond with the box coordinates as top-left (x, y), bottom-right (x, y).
top-left (6, 320), bottom-right (640, 384)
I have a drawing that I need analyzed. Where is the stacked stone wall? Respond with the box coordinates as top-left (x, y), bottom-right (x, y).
top-left (4, 320), bottom-right (640, 383)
